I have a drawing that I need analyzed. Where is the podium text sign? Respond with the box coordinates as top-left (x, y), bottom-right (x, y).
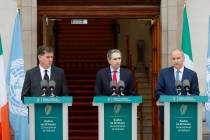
top-left (159, 95), bottom-right (207, 140)
top-left (24, 96), bottom-right (72, 140)
top-left (93, 96), bottom-right (142, 140)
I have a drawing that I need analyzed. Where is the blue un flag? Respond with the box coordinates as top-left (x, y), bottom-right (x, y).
top-left (6, 11), bottom-right (29, 140)
top-left (205, 16), bottom-right (210, 133)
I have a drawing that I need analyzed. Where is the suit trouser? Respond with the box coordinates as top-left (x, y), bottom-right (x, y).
top-left (160, 121), bottom-right (164, 140)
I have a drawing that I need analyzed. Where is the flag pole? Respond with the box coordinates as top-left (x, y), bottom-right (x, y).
top-left (16, 0), bottom-right (21, 10)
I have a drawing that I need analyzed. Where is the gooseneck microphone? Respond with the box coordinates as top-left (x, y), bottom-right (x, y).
top-left (49, 80), bottom-right (56, 96)
top-left (118, 80), bottom-right (125, 96)
top-left (110, 80), bottom-right (118, 96)
top-left (40, 80), bottom-right (48, 96)
top-left (175, 80), bottom-right (182, 96)
top-left (183, 80), bottom-right (191, 95)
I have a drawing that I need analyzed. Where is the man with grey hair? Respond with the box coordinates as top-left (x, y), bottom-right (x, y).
top-left (155, 48), bottom-right (199, 140)
top-left (95, 49), bottom-right (135, 96)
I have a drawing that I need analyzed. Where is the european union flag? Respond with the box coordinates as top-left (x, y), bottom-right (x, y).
top-left (6, 11), bottom-right (29, 140)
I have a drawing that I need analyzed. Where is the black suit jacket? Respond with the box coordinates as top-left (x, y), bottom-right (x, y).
top-left (21, 66), bottom-right (69, 100)
top-left (95, 67), bottom-right (135, 96)
top-left (155, 66), bottom-right (199, 122)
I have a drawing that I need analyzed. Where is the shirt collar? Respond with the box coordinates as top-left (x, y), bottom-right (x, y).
top-left (174, 66), bottom-right (184, 73)
top-left (39, 65), bottom-right (51, 72)
top-left (110, 66), bottom-right (120, 73)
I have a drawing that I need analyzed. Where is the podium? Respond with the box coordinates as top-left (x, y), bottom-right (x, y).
top-left (159, 95), bottom-right (208, 140)
top-left (24, 96), bottom-right (72, 140)
top-left (93, 96), bottom-right (142, 140)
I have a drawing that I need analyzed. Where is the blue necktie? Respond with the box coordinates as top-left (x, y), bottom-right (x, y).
top-left (175, 70), bottom-right (180, 81)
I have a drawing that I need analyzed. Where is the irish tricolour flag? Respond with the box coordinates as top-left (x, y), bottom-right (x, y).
top-left (181, 5), bottom-right (193, 70)
top-left (0, 35), bottom-right (11, 140)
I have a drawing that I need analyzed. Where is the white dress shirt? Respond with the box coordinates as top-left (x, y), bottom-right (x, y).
top-left (39, 65), bottom-right (51, 80)
top-left (110, 67), bottom-right (120, 82)
top-left (174, 66), bottom-right (184, 81)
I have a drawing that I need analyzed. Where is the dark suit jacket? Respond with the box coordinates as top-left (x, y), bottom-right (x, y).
top-left (95, 67), bottom-right (135, 96)
top-left (21, 66), bottom-right (69, 100)
top-left (155, 66), bottom-right (200, 121)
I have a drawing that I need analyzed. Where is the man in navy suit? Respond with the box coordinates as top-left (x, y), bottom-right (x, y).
top-left (95, 49), bottom-right (135, 96)
top-left (155, 48), bottom-right (199, 140)
top-left (21, 46), bottom-right (68, 101)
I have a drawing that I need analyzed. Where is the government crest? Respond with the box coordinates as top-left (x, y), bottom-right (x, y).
top-left (45, 104), bottom-right (52, 116)
top-left (114, 104), bottom-right (122, 114)
top-left (180, 104), bottom-right (188, 115)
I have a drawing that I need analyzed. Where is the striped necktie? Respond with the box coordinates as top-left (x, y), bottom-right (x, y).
top-left (44, 70), bottom-right (49, 81)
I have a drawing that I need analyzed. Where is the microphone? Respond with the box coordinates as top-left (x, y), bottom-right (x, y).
top-left (118, 80), bottom-right (125, 96)
top-left (175, 80), bottom-right (182, 95)
top-left (49, 80), bottom-right (56, 97)
top-left (183, 80), bottom-right (191, 95)
top-left (40, 80), bottom-right (48, 96)
top-left (110, 80), bottom-right (118, 96)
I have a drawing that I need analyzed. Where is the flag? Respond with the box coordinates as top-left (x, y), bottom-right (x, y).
top-left (181, 5), bottom-right (193, 70)
top-left (205, 17), bottom-right (210, 132)
top-left (6, 11), bottom-right (29, 140)
top-left (0, 35), bottom-right (11, 140)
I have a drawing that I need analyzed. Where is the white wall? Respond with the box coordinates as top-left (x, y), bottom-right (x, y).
top-left (0, 0), bottom-right (17, 70)
top-left (187, 0), bottom-right (210, 95)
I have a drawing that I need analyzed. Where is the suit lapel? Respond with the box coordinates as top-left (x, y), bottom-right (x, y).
top-left (182, 67), bottom-right (187, 81)
top-left (105, 68), bottom-right (112, 81)
top-left (35, 66), bottom-right (42, 82)
top-left (169, 67), bottom-right (176, 91)
top-left (120, 68), bottom-right (124, 81)
top-left (170, 67), bottom-right (175, 82)
top-left (50, 66), bottom-right (56, 81)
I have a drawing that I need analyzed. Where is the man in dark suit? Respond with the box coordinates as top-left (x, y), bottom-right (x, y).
top-left (21, 46), bottom-right (68, 101)
top-left (95, 49), bottom-right (135, 96)
top-left (155, 48), bottom-right (199, 140)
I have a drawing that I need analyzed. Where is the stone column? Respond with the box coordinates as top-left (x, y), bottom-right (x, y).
top-left (21, 0), bottom-right (37, 70)
top-left (160, 0), bottom-right (183, 68)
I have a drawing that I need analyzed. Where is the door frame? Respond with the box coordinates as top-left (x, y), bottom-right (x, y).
top-left (37, 5), bottom-right (161, 140)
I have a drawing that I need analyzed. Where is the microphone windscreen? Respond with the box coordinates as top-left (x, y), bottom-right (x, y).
top-left (40, 80), bottom-right (48, 88)
top-left (118, 80), bottom-right (125, 88)
top-left (110, 80), bottom-right (117, 88)
top-left (183, 80), bottom-right (190, 87)
top-left (49, 80), bottom-right (56, 88)
top-left (175, 80), bottom-right (182, 87)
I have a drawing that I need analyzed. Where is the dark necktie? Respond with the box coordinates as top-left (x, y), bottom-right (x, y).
top-left (44, 70), bottom-right (49, 81)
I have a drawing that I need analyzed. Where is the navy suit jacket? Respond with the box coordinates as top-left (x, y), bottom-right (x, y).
top-left (95, 67), bottom-right (135, 96)
top-left (155, 66), bottom-right (199, 121)
top-left (21, 66), bottom-right (69, 101)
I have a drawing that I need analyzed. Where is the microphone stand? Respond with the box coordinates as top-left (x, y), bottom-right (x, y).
top-left (111, 87), bottom-right (118, 96)
top-left (41, 88), bottom-right (47, 96)
top-left (185, 86), bottom-right (191, 96)
top-left (119, 87), bottom-right (124, 96)
top-left (49, 88), bottom-right (56, 97)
